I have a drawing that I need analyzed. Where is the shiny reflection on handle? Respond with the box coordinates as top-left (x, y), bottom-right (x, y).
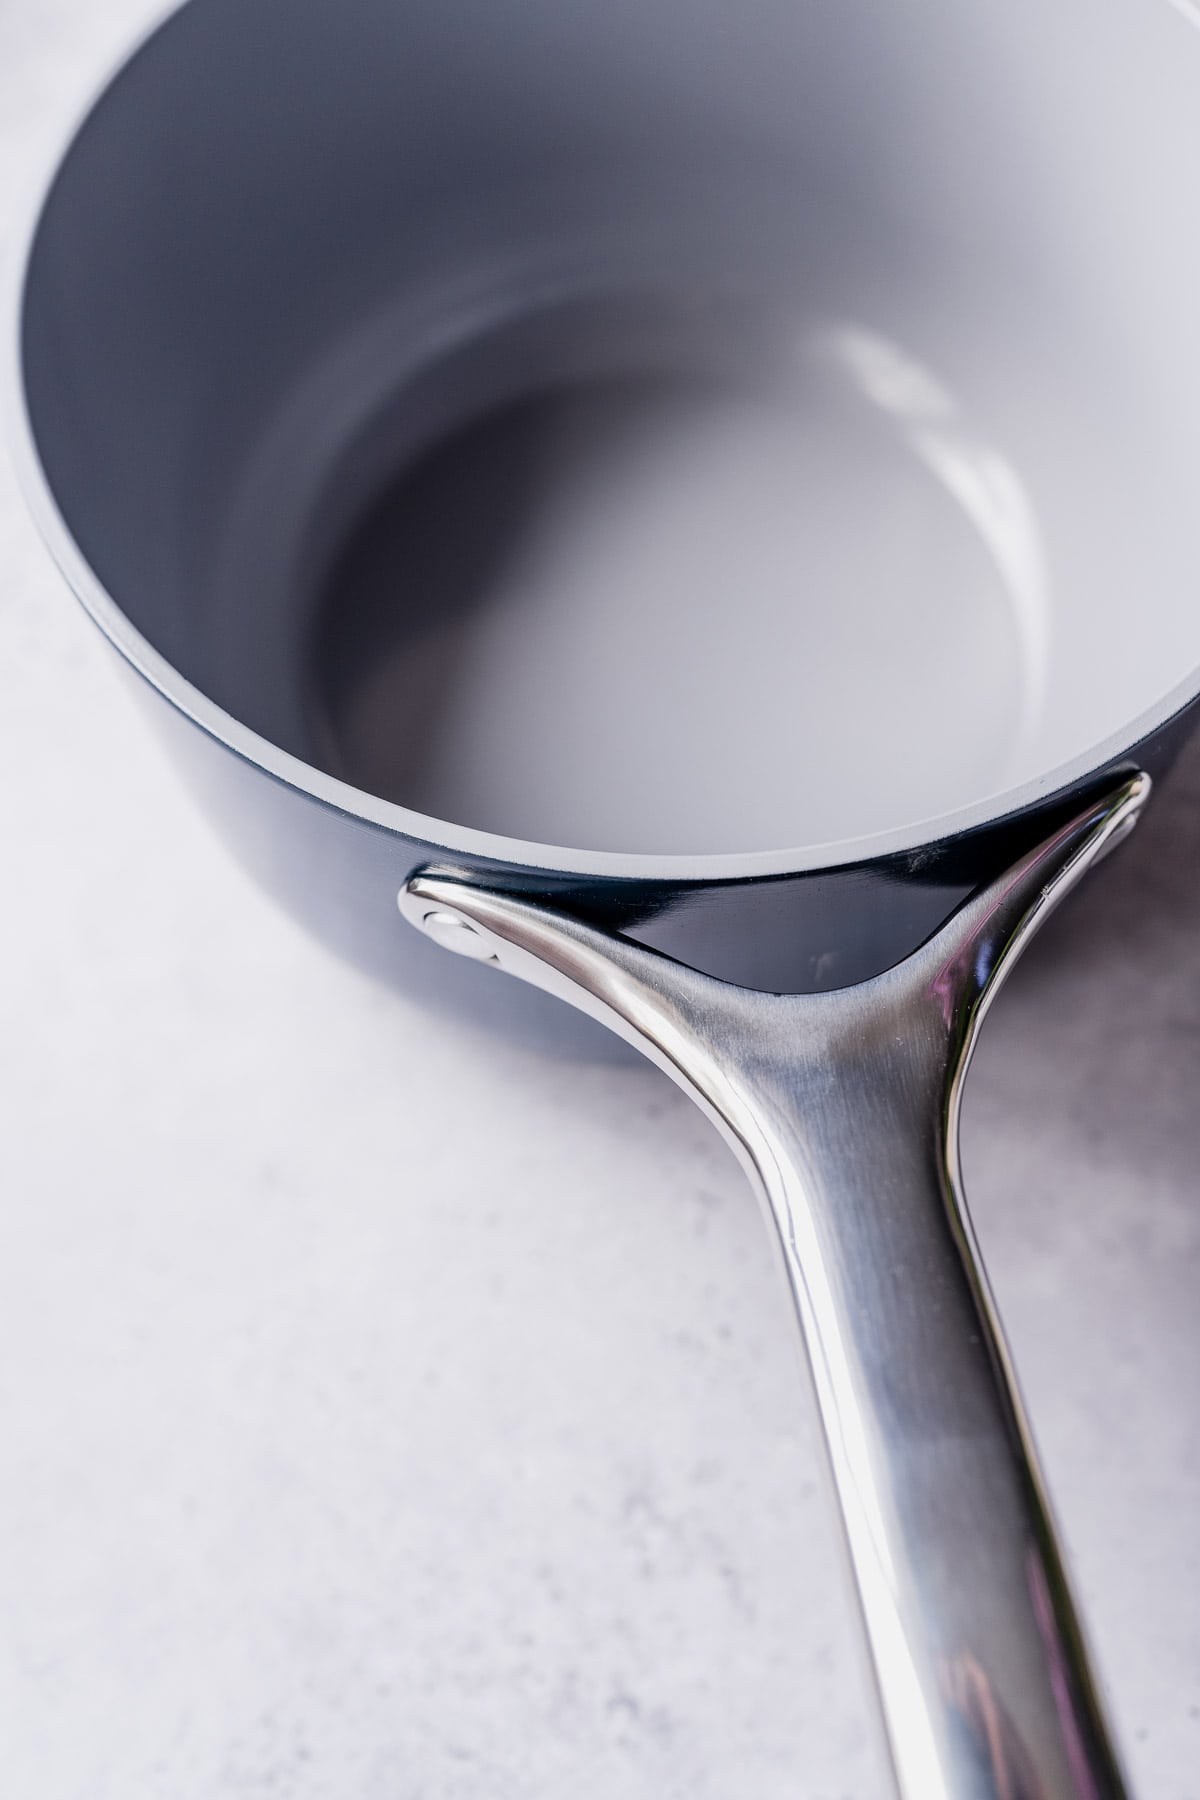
top-left (400, 773), bottom-right (1147, 1800)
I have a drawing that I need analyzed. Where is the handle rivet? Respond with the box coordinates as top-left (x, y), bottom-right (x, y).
top-left (420, 908), bottom-right (498, 961)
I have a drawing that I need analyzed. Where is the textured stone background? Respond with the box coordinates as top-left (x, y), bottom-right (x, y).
top-left (2, 5), bottom-right (1197, 1796)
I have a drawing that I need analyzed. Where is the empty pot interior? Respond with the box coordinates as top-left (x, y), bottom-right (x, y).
top-left (21, 0), bottom-right (1200, 853)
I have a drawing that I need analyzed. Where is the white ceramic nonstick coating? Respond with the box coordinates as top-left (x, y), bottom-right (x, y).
top-left (14, 0), bottom-right (1200, 869)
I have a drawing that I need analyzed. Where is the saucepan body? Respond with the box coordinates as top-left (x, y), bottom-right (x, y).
top-left (14, 0), bottom-right (1200, 979)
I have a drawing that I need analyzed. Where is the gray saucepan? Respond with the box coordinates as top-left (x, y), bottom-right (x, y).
top-left (12, 0), bottom-right (1200, 1793)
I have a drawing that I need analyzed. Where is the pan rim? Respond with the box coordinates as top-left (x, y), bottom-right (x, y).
top-left (9, 0), bottom-right (1200, 885)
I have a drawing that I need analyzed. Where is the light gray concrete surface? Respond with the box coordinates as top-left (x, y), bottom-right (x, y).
top-left (2, 6), bottom-right (1198, 1797)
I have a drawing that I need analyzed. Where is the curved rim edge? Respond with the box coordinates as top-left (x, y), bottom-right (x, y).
top-left (7, 0), bottom-right (1200, 885)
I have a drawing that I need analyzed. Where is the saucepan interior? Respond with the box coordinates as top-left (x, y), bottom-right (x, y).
top-left (20, 0), bottom-right (1200, 861)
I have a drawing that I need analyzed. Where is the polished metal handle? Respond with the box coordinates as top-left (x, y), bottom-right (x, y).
top-left (401, 773), bottom-right (1148, 1800)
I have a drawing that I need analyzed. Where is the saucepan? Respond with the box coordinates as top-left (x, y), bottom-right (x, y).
top-left (12, 0), bottom-right (1200, 1793)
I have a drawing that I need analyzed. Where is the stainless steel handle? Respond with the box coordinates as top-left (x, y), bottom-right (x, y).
top-left (401, 773), bottom-right (1148, 1800)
